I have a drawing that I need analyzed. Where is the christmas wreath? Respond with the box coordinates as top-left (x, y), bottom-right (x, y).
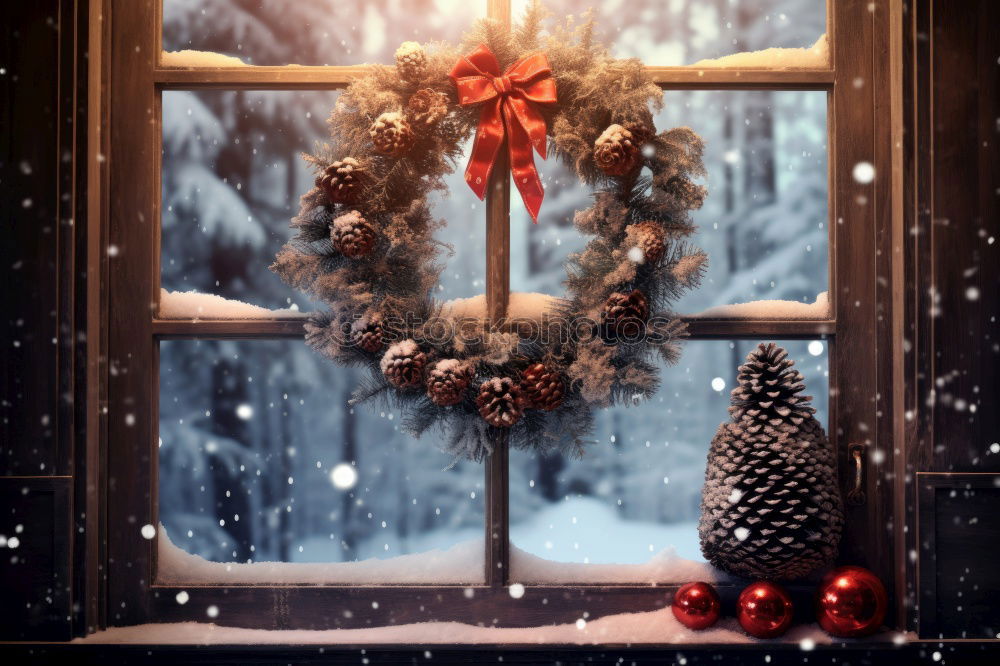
top-left (271, 3), bottom-right (708, 461)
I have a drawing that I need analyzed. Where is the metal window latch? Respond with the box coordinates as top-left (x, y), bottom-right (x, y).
top-left (846, 443), bottom-right (867, 506)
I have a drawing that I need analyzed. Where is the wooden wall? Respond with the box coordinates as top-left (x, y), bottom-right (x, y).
top-left (0, 0), bottom-right (90, 641)
top-left (906, 0), bottom-right (1000, 639)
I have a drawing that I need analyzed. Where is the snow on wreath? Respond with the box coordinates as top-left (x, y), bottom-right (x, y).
top-left (270, 1), bottom-right (709, 461)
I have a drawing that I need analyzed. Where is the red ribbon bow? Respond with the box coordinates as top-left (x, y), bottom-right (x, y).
top-left (449, 44), bottom-right (557, 222)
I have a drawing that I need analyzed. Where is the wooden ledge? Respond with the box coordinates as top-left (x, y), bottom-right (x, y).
top-left (152, 318), bottom-right (835, 340)
top-left (153, 66), bottom-right (834, 91)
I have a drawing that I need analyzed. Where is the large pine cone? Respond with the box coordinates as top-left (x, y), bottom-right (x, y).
top-left (476, 377), bottom-right (525, 428)
top-left (351, 315), bottom-right (385, 354)
top-left (406, 89), bottom-right (448, 128)
top-left (380, 340), bottom-right (427, 389)
top-left (425, 359), bottom-right (473, 407)
top-left (331, 210), bottom-right (376, 258)
top-left (395, 41), bottom-right (427, 83)
top-left (315, 157), bottom-right (365, 205)
top-left (627, 221), bottom-right (666, 264)
top-left (594, 124), bottom-right (642, 177)
top-left (521, 363), bottom-right (566, 411)
top-left (699, 343), bottom-right (844, 580)
top-left (601, 289), bottom-right (650, 340)
top-left (370, 112), bottom-right (415, 157)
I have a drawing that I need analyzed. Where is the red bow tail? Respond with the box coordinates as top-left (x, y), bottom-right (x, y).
top-left (450, 45), bottom-right (557, 223)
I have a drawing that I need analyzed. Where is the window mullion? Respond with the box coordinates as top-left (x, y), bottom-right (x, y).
top-left (483, 119), bottom-right (511, 593)
top-left (483, 0), bottom-right (512, 591)
top-left (486, 0), bottom-right (512, 27)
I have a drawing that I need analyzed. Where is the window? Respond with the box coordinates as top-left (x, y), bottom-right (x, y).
top-left (107, 0), bottom-right (892, 629)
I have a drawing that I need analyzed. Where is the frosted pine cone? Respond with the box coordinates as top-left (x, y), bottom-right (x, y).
top-left (370, 112), bottom-right (415, 157)
top-left (425, 359), bottom-right (473, 407)
top-left (316, 157), bottom-right (365, 205)
top-left (395, 41), bottom-right (427, 83)
top-left (520, 363), bottom-right (565, 411)
top-left (626, 221), bottom-right (666, 264)
top-left (406, 89), bottom-right (449, 128)
top-left (594, 124), bottom-right (641, 177)
top-left (351, 315), bottom-right (384, 354)
top-left (331, 210), bottom-right (376, 258)
top-left (601, 289), bottom-right (650, 340)
top-left (476, 377), bottom-right (525, 428)
top-left (380, 340), bottom-right (427, 389)
top-left (699, 343), bottom-right (844, 580)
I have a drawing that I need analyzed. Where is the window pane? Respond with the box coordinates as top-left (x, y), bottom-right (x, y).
top-left (161, 90), bottom-right (484, 315)
top-left (157, 339), bottom-right (484, 584)
top-left (509, 339), bottom-right (828, 582)
top-left (508, 156), bottom-right (591, 297)
top-left (433, 138), bottom-right (489, 301)
top-left (511, 0), bottom-right (827, 67)
top-left (510, 90), bottom-right (829, 317)
top-left (162, 0), bottom-right (487, 67)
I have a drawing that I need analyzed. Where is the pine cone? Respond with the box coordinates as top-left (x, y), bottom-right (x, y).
top-left (351, 315), bottom-right (384, 354)
top-left (594, 124), bottom-right (642, 177)
top-left (315, 158), bottom-right (365, 205)
top-left (601, 289), bottom-right (650, 340)
top-left (425, 359), bottom-right (473, 407)
top-left (627, 221), bottom-right (666, 264)
top-left (380, 340), bottom-right (427, 389)
top-left (370, 112), bottom-right (415, 157)
top-left (520, 363), bottom-right (566, 411)
top-left (395, 41), bottom-right (427, 83)
top-left (331, 210), bottom-right (376, 258)
top-left (406, 89), bottom-right (449, 128)
top-left (476, 377), bottom-right (525, 428)
top-left (699, 343), bottom-right (844, 581)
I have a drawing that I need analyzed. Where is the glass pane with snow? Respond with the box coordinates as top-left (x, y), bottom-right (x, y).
top-left (509, 148), bottom-right (592, 297)
top-left (161, 90), bottom-right (485, 317)
top-left (162, 0), bottom-right (487, 67)
top-left (431, 136), bottom-right (490, 301)
top-left (511, 0), bottom-right (827, 68)
top-left (666, 90), bottom-right (829, 316)
top-left (510, 90), bottom-right (828, 320)
top-left (509, 338), bottom-right (828, 583)
top-left (157, 339), bottom-right (485, 584)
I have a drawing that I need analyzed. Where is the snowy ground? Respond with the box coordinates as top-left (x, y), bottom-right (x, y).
top-left (293, 496), bottom-right (702, 565)
top-left (160, 497), bottom-right (712, 585)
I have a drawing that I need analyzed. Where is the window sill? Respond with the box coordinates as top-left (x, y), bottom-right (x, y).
top-left (13, 638), bottom-right (978, 666)
top-left (66, 614), bottom-right (908, 648)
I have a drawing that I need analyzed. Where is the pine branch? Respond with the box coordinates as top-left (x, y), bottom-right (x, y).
top-left (512, 0), bottom-right (548, 53)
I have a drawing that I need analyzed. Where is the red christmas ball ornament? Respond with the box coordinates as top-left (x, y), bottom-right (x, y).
top-left (815, 566), bottom-right (887, 637)
top-left (671, 582), bottom-right (721, 630)
top-left (737, 582), bottom-right (794, 639)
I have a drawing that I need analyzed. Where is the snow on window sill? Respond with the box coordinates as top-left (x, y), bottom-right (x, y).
top-left (156, 524), bottom-right (485, 586)
top-left (73, 614), bottom-right (906, 646)
top-left (686, 35), bottom-right (829, 70)
top-left (509, 544), bottom-right (728, 586)
top-left (158, 289), bottom-right (307, 320)
top-left (161, 35), bottom-right (829, 72)
top-left (441, 292), bottom-right (566, 322)
top-left (686, 292), bottom-right (830, 321)
top-left (161, 50), bottom-right (252, 68)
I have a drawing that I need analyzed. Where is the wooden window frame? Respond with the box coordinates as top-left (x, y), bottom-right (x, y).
top-left (103, 0), bottom-right (903, 631)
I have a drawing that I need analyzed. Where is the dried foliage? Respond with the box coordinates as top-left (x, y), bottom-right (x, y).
top-left (271, 1), bottom-right (708, 462)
